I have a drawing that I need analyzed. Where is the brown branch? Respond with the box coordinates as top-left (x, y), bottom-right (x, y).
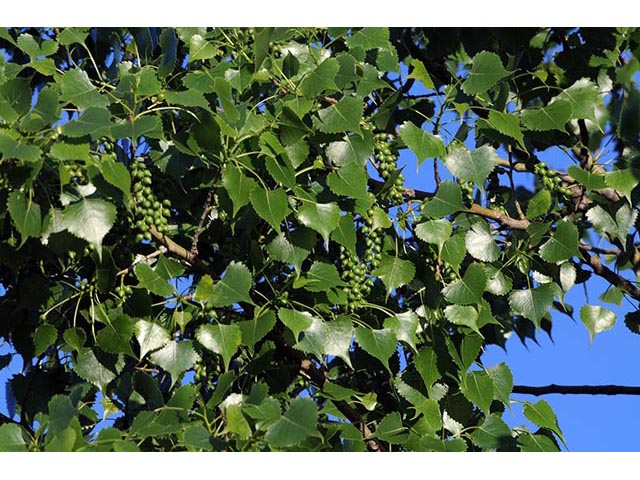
top-left (468, 204), bottom-right (530, 230)
top-left (149, 226), bottom-right (199, 266)
top-left (191, 188), bottom-right (215, 257)
top-left (513, 384), bottom-right (640, 396)
top-left (299, 359), bottom-right (382, 452)
top-left (580, 247), bottom-right (640, 301)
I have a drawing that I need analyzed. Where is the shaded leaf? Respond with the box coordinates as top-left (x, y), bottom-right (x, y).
top-left (355, 326), bottom-right (397, 371)
top-left (265, 397), bottom-right (319, 447)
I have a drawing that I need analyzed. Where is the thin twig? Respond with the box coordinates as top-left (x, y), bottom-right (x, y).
top-left (514, 384), bottom-right (640, 396)
top-left (191, 188), bottom-right (215, 257)
top-left (506, 145), bottom-right (527, 221)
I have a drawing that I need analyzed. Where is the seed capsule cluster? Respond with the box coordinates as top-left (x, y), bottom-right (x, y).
top-left (339, 210), bottom-right (382, 310)
top-left (533, 162), bottom-right (572, 197)
top-left (373, 133), bottom-right (405, 205)
top-left (131, 158), bottom-right (171, 242)
top-left (62, 160), bottom-right (88, 184)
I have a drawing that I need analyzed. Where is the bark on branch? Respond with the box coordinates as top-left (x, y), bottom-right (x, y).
top-left (513, 384), bottom-right (640, 396)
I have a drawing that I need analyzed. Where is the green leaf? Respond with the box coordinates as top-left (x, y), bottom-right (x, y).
top-left (422, 181), bottom-right (464, 218)
top-left (443, 144), bottom-right (500, 188)
top-left (399, 121), bottom-right (445, 166)
top-left (605, 168), bottom-right (637, 203)
top-left (8, 190), bottom-right (41, 246)
top-left (210, 261), bottom-right (252, 307)
top-left (238, 310), bottom-right (277, 351)
top-left (320, 316), bottom-right (353, 367)
top-left (614, 204), bottom-right (637, 242)
top-left (384, 311), bottom-right (418, 352)
top-left (134, 320), bottom-right (171, 359)
top-left (521, 99), bottom-right (572, 131)
top-left (375, 412), bottom-right (408, 443)
top-left (250, 188), bottom-right (290, 232)
top-left (98, 156), bottom-right (131, 197)
top-left (17, 33), bottom-right (58, 58)
top-left (331, 213), bottom-right (357, 256)
top-left (420, 436), bottom-right (467, 452)
top-left (135, 263), bottom-right (173, 297)
top-left (222, 166), bottom-right (258, 217)
top-left (300, 261), bottom-right (346, 292)
top-left (560, 262), bottom-right (577, 293)
top-left (158, 28), bottom-right (178, 79)
top-left (327, 163), bottom-right (369, 200)
top-left (34, 324), bottom-right (57, 356)
top-left (196, 324), bottom-right (242, 370)
top-left (265, 397), bottom-right (319, 447)
top-left (0, 78), bottom-right (32, 122)
top-left (265, 156), bottom-right (296, 189)
top-left (539, 221), bottom-right (579, 264)
top-left (441, 234), bottom-right (467, 269)
top-left (442, 263), bottom-right (487, 305)
top-left (568, 166), bottom-right (606, 190)
top-left (278, 308), bottom-right (315, 341)
top-left (297, 202), bottom-right (340, 246)
top-left (60, 69), bottom-right (110, 109)
top-left (519, 433), bottom-right (561, 452)
top-left (111, 115), bottom-right (162, 139)
top-left (487, 110), bottom-right (526, 150)
top-left (149, 340), bottom-right (200, 386)
top-left (481, 264), bottom-right (513, 296)
top-left (225, 404), bottom-right (252, 440)
top-left (487, 363), bottom-right (514, 407)
top-left (580, 304), bottom-right (616, 343)
top-left (61, 198), bottom-right (117, 254)
top-left (444, 305), bottom-right (481, 335)
top-left (164, 90), bottom-right (211, 111)
top-left (460, 370), bottom-right (494, 412)
top-left (523, 399), bottom-right (565, 444)
top-left (299, 58), bottom-right (339, 97)
top-left (0, 137), bottom-right (39, 171)
top-left (0, 424), bottom-right (28, 452)
top-left (182, 424), bottom-right (217, 451)
top-left (465, 222), bottom-right (499, 262)
top-left (96, 315), bottom-right (135, 356)
top-left (509, 284), bottom-right (554, 328)
top-left (20, 86), bottom-right (60, 132)
top-left (325, 133), bottom-right (374, 167)
top-left (461, 51), bottom-right (510, 95)
top-left (415, 219), bottom-right (452, 253)
top-left (62, 107), bottom-right (112, 138)
top-left (63, 327), bottom-right (86, 352)
top-left (313, 96), bottom-right (363, 133)
top-left (556, 77), bottom-right (602, 122)
top-left (155, 255), bottom-right (185, 280)
top-left (526, 189), bottom-right (552, 218)
top-left (74, 348), bottom-right (122, 391)
top-left (189, 34), bottom-right (218, 61)
top-left (266, 233), bottom-right (309, 276)
top-left (355, 326), bottom-right (397, 371)
top-left (586, 205), bottom-right (617, 239)
top-left (407, 59), bottom-right (435, 90)
top-left (346, 27), bottom-right (390, 51)
top-left (415, 347), bottom-right (441, 389)
top-left (57, 28), bottom-right (89, 46)
top-left (372, 255), bottom-right (415, 295)
top-left (470, 414), bottom-right (513, 450)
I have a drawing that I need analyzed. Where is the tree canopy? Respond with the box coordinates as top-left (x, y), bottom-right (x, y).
top-left (0, 27), bottom-right (639, 452)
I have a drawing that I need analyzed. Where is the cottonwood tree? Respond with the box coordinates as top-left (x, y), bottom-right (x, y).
top-left (0, 27), bottom-right (639, 451)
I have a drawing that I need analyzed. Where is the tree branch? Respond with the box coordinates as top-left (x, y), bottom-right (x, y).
top-left (513, 384), bottom-right (640, 396)
top-left (191, 188), bottom-right (215, 257)
top-left (580, 247), bottom-right (640, 301)
top-left (298, 358), bottom-right (383, 452)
